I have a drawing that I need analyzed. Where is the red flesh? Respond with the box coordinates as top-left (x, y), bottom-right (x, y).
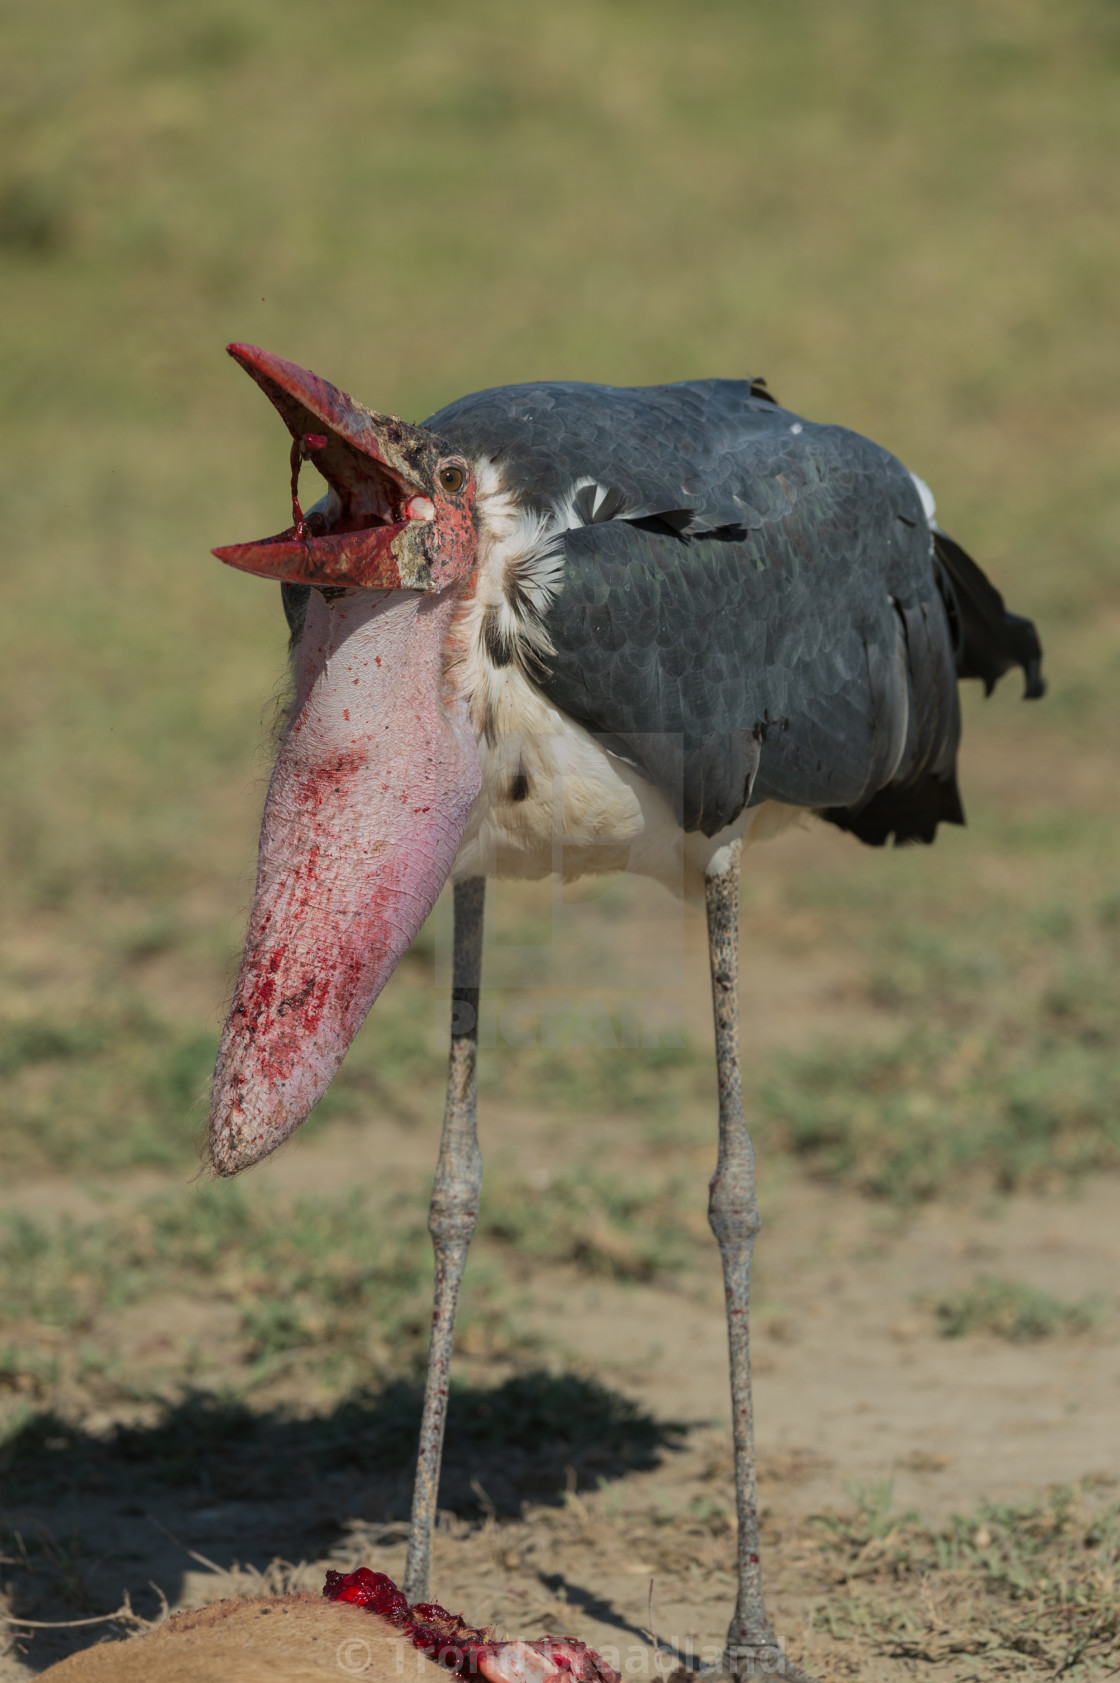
top-left (323, 1570), bottom-right (621, 1683)
top-left (290, 433), bottom-right (327, 538)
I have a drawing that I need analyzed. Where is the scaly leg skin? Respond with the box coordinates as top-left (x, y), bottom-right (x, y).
top-left (403, 876), bottom-right (486, 1606)
top-left (704, 844), bottom-right (817, 1683)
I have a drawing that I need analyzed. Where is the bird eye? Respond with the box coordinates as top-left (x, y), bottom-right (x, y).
top-left (438, 463), bottom-right (467, 494)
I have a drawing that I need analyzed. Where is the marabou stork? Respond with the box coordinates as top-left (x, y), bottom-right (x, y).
top-left (208, 345), bottom-right (1043, 1683)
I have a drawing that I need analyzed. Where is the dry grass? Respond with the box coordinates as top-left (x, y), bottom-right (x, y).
top-left (123, 1479), bottom-right (1120, 1682)
top-left (806, 1481), bottom-right (1120, 1678)
top-left (13, 1475), bottom-right (1116, 1680)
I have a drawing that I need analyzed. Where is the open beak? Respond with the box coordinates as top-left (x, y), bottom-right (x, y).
top-left (208, 348), bottom-right (482, 1177)
top-left (213, 344), bottom-right (442, 591)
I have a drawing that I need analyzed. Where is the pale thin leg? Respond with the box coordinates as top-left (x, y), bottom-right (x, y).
top-left (705, 844), bottom-right (815, 1682)
top-left (403, 876), bottom-right (485, 1605)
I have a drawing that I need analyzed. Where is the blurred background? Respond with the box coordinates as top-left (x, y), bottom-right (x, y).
top-left (1, 1), bottom-right (1119, 1675)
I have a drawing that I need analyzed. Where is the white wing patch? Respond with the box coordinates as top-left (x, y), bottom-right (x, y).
top-left (909, 472), bottom-right (937, 529)
top-left (551, 475), bottom-right (597, 532)
top-left (553, 475), bottom-right (632, 529)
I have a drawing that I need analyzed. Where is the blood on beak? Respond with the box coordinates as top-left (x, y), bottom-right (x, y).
top-left (212, 344), bottom-right (475, 593)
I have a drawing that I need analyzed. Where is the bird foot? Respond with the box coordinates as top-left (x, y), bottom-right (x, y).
top-left (679, 1639), bottom-right (819, 1682)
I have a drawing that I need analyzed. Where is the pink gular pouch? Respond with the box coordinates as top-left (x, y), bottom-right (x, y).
top-left (209, 347), bottom-right (481, 1175)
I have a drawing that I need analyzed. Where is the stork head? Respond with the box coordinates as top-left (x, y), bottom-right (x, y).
top-left (209, 348), bottom-right (482, 1177)
top-left (214, 343), bottom-right (478, 592)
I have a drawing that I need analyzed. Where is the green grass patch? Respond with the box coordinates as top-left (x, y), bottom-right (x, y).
top-left (480, 1164), bottom-right (694, 1281)
top-left (931, 1277), bottom-right (1105, 1342)
top-left (758, 1009), bottom-right (1120, 1206)
top-left (0, 1156), bottom-right (703, 1412)
top-left (0, 1004), bottom-right (216, 1173)
top-left (0, 1184), bottom-right (438, 1388)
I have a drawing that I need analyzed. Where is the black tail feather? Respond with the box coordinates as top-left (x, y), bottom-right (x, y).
top-left (822, 769), bottom-right (965, 848)
top-left (933, 529), bottom-right (1045, 699)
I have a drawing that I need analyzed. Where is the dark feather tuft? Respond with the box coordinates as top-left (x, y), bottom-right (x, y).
top-left (934, 530), bottom-right (1045, 699)
top-left (482, 603), bottom-right (514, 669)
top-left (822, 771), bottom-right (966, 847)
top-left (281, 581), bottom-right (310, 646)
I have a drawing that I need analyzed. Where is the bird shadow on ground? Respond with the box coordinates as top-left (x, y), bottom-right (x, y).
top-left (0, 1371), bottom-right (690, 1663)
top-left (2, 1370), bottom-right (687, 1519)
top-left (536, 1572), bottom-right (695, 1669)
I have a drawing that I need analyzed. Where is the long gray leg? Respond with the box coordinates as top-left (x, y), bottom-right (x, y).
top-left (705, 844), bottom-right (815, 1682)
top-left (403, 876), bottom-right (485, 1605)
